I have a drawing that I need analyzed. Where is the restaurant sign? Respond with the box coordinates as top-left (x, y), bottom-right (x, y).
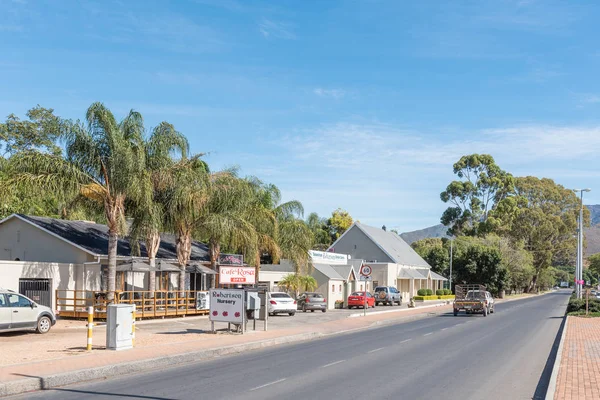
top-left (219, 266), bottom-right (256, 284)
top-left (218, 253), bottom-right (244, 265)
top-left (209, 289), bottom-right (244, 323)
top-left (308, 250), bottom-right (348, 265)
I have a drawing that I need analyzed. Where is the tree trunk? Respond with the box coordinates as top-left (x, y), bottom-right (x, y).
top-left (107, 229), bottom-right (118, 303)
top-left (176, 225), bottom-right (192, 297)
top-left (209, 238), bottom-right (220, 271)
top-left (146, 230), bottom-right (160, 294)
top-left (148, 257), bottom-right (156, 293)
top-left (179, 265), bottom-right (186, 298)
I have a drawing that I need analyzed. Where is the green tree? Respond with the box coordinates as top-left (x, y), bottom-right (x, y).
top-left (299, 275), bottom-right (317, 292)
top-left (411, 238), bottom-right (449, 274)
top-left (279, 273), bottom-right (301, 297)
top-left (440, 154), bottom-right (513, 236)
top-left (129, 122), bottom-right (189, 292)
top-left (589, 254), bottom-right (600, 279)
top-left (8, 102), bottom-right (146, 302)
top-left (0, 106), bottom-right (65, 157)
top-left (451, 238), bottom-right (507, 295)
top-left (327, 208), bottom-right (353, 242)
top-left (306, 212), bottom-right (331, 250)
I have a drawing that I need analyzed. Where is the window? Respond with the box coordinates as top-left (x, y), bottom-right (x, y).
top-left (360, 284), bottom-right (363, 291)
top-left (7, 294), bottom-right (31, 307)
top-left (331, 284), bottom-right (335, 292)
top-left (339, 284), bottom-right (342, 292)
top-left (0, 294), bottom-right (7, 307)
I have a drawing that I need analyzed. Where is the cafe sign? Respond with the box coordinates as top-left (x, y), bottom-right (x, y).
top-left (219, 266), bottom-right (256, 284)
top-left (308, 250), bottom-right (348, 265)
top-left (218, 253), bottom-right (244, 265)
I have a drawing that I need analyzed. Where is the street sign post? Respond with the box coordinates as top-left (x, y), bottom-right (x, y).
top-left (359, 265), bottom-right (372, 316)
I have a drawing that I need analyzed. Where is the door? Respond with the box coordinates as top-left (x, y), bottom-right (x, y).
top-left (0, 294), bottom-right (11, 330)
top-left (6, 293), bottom-right (37, 329)
top-left (19, 279), bottom-right (51, 308)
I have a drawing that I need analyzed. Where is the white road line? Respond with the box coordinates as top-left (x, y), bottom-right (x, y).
top-left (400, 338), bottom-right (412, 343)
top-left (441, 327), bottom-right (448, 331)
top-left (321, 360), bottom-right (345, 368)
top-left (423, 332), bottom-right (433, 336)
top-left (368, 347), bottom-right (384, 354)
top-left (249, 378), bottom-right (287, 392)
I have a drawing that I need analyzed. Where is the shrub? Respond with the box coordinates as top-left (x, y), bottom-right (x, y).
top-left (444, 289), bottom-right (452, 295)
top-left (426, 289), bottom-right (433, 296)
top-left (567, 298), bottom-right (600, 313)
top-left (417, 289), bottom-right (428, 296)
top-left (435, 290), bottom-right (443, 296)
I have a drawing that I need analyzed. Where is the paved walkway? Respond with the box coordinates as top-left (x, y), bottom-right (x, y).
top-left (554, 317), bottom-right (600, 400)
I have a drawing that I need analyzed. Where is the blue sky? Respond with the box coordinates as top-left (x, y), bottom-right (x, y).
top-left (2, 0), bottom-right (600, 232)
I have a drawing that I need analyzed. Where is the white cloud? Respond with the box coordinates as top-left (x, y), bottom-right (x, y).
top-left (313, 88), bottom-right (346, 99)
top-left (259, 19), bottom-right (295, 39)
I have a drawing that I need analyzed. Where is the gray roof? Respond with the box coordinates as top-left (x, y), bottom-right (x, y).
top-left (313, 263), bottom-right (345, 280)
top-left (398, 268), bottom-right (428, 279)
top-left (11, 214), bottom-right (210, 261)
top-left (347, 222), bottom-right (431, 267)
top-left (260, 264), bottom-right (295, 273)
top-left (348, 259), bottom-right (364, 269)
top-left (430, 271), bottom-right (448, 281)
top-left (415, 268), bottom-right (431, 278)
top-left (331, 265), bottom-right (354, 280)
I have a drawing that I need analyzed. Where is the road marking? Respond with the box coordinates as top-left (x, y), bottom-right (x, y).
top-left (249, 378), bottom-right (287, 391)
top-left (441, 328), bottom-right (448, 331)
top-left (321, 360), bottom-right (345, 368)
top-left (423, 332), bottom-right (433, 336)
top-left (400, 339), bottom-right (412, 343)
top-left (368, 347), bottom-right (384, 353)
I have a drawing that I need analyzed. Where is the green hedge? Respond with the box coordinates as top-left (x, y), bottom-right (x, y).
top-left (567, 297), bottom-right (600, 314)
top-left (414, 295), bottom-right (455, 301)
top-left (417, 289), bottom-right (427, 296)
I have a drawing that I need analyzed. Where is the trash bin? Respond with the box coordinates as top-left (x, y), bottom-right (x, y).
top-left (106, 304), bottom-right (134, 351)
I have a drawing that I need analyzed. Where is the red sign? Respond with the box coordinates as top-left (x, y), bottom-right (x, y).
top-left (219, 266), bottom-right (256, 284)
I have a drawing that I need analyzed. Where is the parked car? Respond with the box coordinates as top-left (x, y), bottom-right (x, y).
top-left (0, 289), bottom-right (56, 334)
top-left (297, 292), bottom-right (327, 313)
top-left (373, 286), bottom-right (402, 306)
top-left (347, 291), bottom-right (375, 309)
top-left (268, 292), bottom-right (296, 316)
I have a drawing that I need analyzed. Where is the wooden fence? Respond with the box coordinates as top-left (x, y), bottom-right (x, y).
top-left (56, 290), bottom-right (209, 319)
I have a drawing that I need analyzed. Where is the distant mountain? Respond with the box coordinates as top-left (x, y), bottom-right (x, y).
top-left (401, 205), bottom-right (600, 256)
top-left (401, 224), bottom-right (448, 244)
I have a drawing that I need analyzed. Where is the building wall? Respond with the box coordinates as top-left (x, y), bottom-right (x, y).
top-left (0, 260), bottom-right (102, 311)
top-left (258, 270), bottom-right (290, 291)
top-left (312, 269), bottom-right (344, 309)
top-left (330, 225), bottom-right (393, 263)
top-left (0, 217), bottom-right (95, 264)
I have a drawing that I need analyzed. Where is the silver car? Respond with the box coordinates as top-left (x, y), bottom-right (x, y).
top-left (0, 289), bottom-right (57, 334)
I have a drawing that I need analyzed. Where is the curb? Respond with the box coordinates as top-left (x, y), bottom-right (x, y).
top-left (348, 302), bottom-right (450, 318)
top-left (0, 331), bottom-right (323, 397)
top-left (545, 315), bottom-right (568, 400)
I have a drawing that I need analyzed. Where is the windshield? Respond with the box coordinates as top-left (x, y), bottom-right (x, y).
top-left (351, 292), bottom-right (365, 296)
top-left (465, 291), bottom-right (485, 300)
top-left (271, 293), bottom-right (291, 298)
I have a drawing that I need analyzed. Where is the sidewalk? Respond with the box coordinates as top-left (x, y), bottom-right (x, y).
top-left (552, 316), bottom-right (600, 400)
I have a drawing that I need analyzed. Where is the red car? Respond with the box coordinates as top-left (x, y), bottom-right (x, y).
top-left (347, 291), bottom-right (375, 309)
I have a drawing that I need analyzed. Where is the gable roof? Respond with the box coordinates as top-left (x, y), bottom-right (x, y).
top-left (430, 270), bottom-right (448, 281)
top-left (331, 265), bottom-right (355, 281)
top-left (1, 214), bottom-right (209, 262)
top-left (312, 263), bottom-right (345, 280)
top-left (329, 222), bottom-right (431, 268)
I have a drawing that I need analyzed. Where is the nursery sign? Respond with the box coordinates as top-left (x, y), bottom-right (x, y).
top-left (209, 289), bottom-right (244, 323)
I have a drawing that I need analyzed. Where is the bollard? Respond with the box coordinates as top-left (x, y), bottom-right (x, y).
top-left (87, 306), bottom-right (94, 351)
top-left (132, 308), bottom-right (136, 347)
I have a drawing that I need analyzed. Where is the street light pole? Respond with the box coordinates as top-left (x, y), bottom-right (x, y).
top-left (449, 239), bottom-right (453, 292)
top-left (573, 188), bottom-right (591, 299)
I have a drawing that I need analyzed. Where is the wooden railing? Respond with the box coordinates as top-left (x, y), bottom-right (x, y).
top-left (56, 290), bottom-right (209, 319)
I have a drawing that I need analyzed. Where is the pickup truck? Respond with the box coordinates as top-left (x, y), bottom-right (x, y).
top-left (453, 284), bottom-right (494, 317)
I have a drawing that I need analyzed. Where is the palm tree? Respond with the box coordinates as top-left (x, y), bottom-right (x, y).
top-left (306, 212), bottom-right (331, 250)
top-left (279, 274), bottom-right (301, 297)
top-left (129, 122), bottom-right (189, 293)
top-left (8, 102), bottom-right (146, 302)
top-left (299, 275), bottom-right (317, 292)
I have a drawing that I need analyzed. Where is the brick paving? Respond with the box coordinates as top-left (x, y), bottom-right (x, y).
top-left (554, 317), bottom-right (600, 400)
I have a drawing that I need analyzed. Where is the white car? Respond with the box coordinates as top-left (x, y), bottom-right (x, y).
top-left (268, 292), bottom-right (296, 316)
top-left (0, 289), bottom-right (56, 334)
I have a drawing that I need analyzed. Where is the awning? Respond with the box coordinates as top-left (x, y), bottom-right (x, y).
top-left (397, 268), bottom-right (428, 279)
top-left (186, 263), bottom-right (217, 275)
top-left (430, 271), bottom-right (448, 281)
top-left (156, 260), bottom-right (181, 272)
top-left (116, 260), bottom-right (155, 272)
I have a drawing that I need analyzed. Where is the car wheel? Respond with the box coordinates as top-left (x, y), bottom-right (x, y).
top-left (491, 306), bottom-right (494, 314)
top-left (322, 309), bottom-right (326, 313)
top-left (289, 312), bottom-right (295, 316)
top-left (483, 307), bottom-right (488, 317)
top-left (453, 309), bottom-right (458, 316)
top-left (311, 310), bottom-right (315, 313)
top-left (302, 304), bottom-right (307, 313)
top-left (37, 316), bottom-right (52, 334)
top-left (269, 312), bottom-right (274, 317)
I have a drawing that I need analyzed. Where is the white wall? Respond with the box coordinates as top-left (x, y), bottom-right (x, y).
top-left (258, 271), bottom-right (290, 291)
top-left (0, 260), bottom-right (102, 311)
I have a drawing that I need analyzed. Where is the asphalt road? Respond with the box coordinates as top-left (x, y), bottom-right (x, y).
top-left (13, 291), bottom-right (569, 400)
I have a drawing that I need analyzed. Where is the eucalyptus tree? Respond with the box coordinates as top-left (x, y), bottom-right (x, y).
top-left (8, 102), bottom-right (146, 302)
top-left (129, 122), bottom-right (189, 293)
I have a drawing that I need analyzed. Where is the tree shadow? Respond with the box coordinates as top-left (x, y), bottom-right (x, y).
top-left (156, 329), bottom-right (206, 335)
top-left (532, 315), bottom-right (566, 400)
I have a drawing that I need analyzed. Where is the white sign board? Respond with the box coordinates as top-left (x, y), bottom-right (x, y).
top-left (196, 291), bottom-right (210, 310)
top-left (309, 250), bottom-right (348, 265)
top-left (219, 266), bottom-right (256, 285)
top-left (209, 289), bottom-right (244, 323)
top-left (359, 275), bottom-right (372, 281)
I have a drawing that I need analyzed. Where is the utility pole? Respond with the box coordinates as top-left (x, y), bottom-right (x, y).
top-left (449, 239), bottom-right (453, 292)
top-left (573, 188), bottom-right (591, 299)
